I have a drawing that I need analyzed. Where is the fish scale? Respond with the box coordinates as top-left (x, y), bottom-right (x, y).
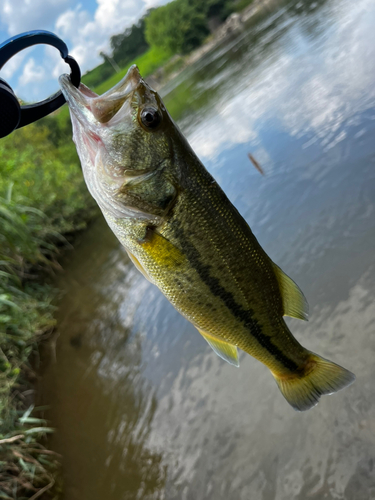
top-left (59, 64), bottom-right (355, 411)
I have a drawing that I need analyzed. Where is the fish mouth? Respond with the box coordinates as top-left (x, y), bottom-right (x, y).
top-left (59, 65), bottom-right (156, 221)
top-left (59, 64), bottom-right (142, 125)
top-left (59, 64), bottom-right (143, 174)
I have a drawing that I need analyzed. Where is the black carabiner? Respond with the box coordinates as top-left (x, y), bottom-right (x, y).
top-left (0, 30), bottom-right (81, 138)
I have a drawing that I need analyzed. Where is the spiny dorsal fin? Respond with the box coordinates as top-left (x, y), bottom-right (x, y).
top-left (272, 263), bottom-right (309, 321)
top-left (198, 329), bottom-right (239, 367)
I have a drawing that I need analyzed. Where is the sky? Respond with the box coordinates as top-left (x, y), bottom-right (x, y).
top-left (0, 0), bottom-right (167, 101)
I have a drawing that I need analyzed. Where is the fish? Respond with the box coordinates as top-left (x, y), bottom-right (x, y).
top-left (59, 65), bottom-right (355, 411)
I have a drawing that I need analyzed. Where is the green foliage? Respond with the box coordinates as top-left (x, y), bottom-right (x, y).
top-left (145, 0), bottom-right (209, 55)
top-left (82, 13), bottom-right (151, 90)
top-left (232, 0), bottom-right (255, 13)
top-left (0, 402), bottom-right (61, 498)
top-left (82, 60), bottom-right (116, 89)
top-left (143, 0), bottom-right (244, 56)
top-left (94, 46), bottom-right (172, 95)
top-left (0, 122), bottom-right (95, 233)
top-left (110, 15), bottom-right (149, 68)
top-left (0, 120), bottom-right (96, 498)
top-left (207, 0), bottom-right (232, 18)
top-left (61, 0), bottom-right (248, 97)
top-left (0, 120), bottom-right (96, 361)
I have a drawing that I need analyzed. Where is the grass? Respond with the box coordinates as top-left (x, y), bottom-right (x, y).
top-left (233, 0), bottom-right (256, 13)
top-left (81, 60), bottom-right (115, 89)
top-left (0, 121), bottom-right (96, 498)
top-left (94, 46), bottom-right (172, 95)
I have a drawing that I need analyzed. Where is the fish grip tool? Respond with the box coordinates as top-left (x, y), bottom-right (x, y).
top-left (0, 30), bottom-right (81, 139)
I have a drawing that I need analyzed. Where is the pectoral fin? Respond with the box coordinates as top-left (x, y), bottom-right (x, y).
top-left (141, 230), bottom-right (186, 268)
top-left (127, 251), bottom-right (153, 283)
top-left (198, 329), bottom-right (239, 367)
top-left (272, 263), bottom-right (309, 321)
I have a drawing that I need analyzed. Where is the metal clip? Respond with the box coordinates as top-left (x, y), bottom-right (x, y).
top-left (0, 30), bottom-right (81, 138)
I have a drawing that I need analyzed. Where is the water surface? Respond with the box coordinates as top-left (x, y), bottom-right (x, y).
top-left (40, 0), bottom-right (375, 498)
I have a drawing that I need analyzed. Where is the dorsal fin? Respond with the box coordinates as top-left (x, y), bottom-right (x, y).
top-left (198, 329), bottom-right (239, 367)
top-left (272, 263), bottom-right (309, 321)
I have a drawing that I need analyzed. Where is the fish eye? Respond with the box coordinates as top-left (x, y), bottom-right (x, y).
top-left (140, 107), bottom-right (162, 130)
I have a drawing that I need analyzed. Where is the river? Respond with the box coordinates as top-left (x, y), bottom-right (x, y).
top-left (39, 0), bottom-right (375, 498)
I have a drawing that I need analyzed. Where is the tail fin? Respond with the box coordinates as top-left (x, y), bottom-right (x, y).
top-left (272, 353), bottom-right (355, 411)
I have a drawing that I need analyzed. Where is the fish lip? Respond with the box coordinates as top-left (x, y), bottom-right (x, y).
top-left (97, 64), bottom-right (142, 99)
top-left (59, 74), bottom-right (95, 110)
top-left (59, 64), bottom-right (142, 124)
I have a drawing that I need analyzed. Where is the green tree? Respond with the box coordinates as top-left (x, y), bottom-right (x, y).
top-left (110, 16), bottom-right (149, 67)
top-left (145, 0), bottom-right (209, 55)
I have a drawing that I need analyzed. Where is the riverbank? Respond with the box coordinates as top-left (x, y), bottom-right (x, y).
top-left (0, 120), bottom-right (97, 499)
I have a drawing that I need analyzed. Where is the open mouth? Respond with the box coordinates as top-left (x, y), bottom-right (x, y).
top-left (59, 64), bottom-right (142, 124)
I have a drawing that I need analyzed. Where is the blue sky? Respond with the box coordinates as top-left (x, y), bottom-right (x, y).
top-left (0, 0), bottom-right (166, 101)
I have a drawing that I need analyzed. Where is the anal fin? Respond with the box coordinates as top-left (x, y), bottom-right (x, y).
top-left (198, 329), bottom-right (239, 367)
top-left (272, 263), bottom-right (309, 321)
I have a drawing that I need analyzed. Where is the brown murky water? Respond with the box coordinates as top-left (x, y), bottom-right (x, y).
top-left (40, 0), bottom-right (375, 498)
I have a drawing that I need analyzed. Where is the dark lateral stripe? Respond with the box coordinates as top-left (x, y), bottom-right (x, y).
top-left (173, 226), bottom-right (298, 372)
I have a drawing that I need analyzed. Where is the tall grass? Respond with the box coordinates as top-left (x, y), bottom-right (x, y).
top-left (0, 191), bottom-right (59, 499)
top-left (0, 121), bottom-right (96, 498)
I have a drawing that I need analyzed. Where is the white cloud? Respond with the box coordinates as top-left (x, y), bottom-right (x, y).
top-left (1, 0), bottom-right (171, 99)
top-left (0, 0), bottom-right (72, 82)
top-left (187, 98), bottom-right (259, 161)
top-left (15, 57), bottom-right (47, 100)
top-left (0, 51), bottom-right (27, 79)
top-left (1, 0), bottom-right (71, 36)
top-left (19, 58), bottom-right (46, 85)
top-left (52, 0), bottom-right (171, 75)
top-left (55, 6), bottom-right (92, 40)
top-left (94, 0), bottom-right (141, 32)
top-left (53, 0), bottom-right (148, 75)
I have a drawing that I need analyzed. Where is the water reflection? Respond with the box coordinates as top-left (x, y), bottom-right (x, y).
top-left (40, 0), bottom-right (375, 497)
top-left (39, 221), bottom-right (166, 499)
top-left (163, 0), bottom-right (375, 169)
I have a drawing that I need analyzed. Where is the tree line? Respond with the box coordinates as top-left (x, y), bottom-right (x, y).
top-left (85, 0), bottom-right (244, 87)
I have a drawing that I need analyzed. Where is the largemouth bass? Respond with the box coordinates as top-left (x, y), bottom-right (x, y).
top-left (59, 66), bottom-right (355, 411)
